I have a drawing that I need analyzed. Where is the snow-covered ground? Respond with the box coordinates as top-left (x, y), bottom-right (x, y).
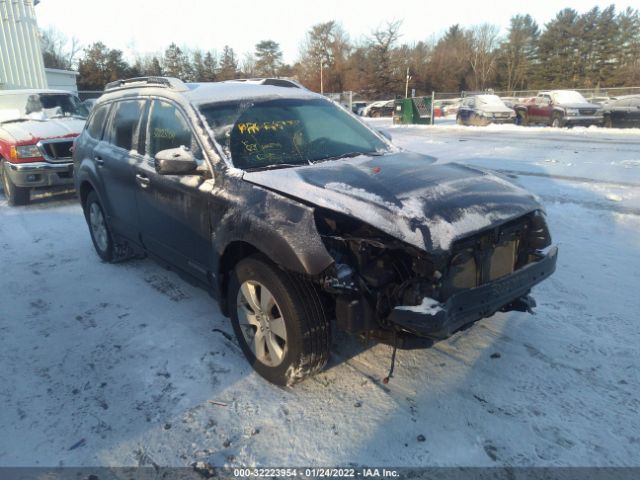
top-left (1, 120), bottom-right (639, 468)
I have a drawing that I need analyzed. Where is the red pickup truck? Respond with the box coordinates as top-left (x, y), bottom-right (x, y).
top-left (0, 89), bottom-right (88, 205)
top-left (514, 90), bottom-right (603, 128)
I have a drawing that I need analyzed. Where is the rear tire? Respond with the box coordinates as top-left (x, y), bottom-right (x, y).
top-left (604, 115), bottom-right (612, 128)
top-left (1, 161), bottom-right (30, 206)
top-left (83, 191), bottom-right (114, 262)
top-left (228, 256), bottom-right (330, 386)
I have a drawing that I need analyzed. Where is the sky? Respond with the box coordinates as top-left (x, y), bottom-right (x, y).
top-left (35, 0), bottom-right (638, 64)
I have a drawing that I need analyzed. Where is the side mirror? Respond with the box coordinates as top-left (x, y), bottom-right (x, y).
top-left (154, 147), bottom-right (197, 175)
top-left (378, 129), bottom-right (393, 142)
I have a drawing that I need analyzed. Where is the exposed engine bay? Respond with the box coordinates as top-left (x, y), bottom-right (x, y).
top-left (315, 208), bottom-right (553, 343)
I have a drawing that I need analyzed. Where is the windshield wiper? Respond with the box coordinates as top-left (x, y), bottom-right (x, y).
top-left (246, 162), bottom-right (308, 172)
top-left (311, 151), bottom-right (384, 164)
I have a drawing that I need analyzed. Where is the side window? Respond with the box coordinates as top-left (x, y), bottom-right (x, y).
top-left (106, 99), bottom-right (145, 152)
top-left (86, 104), bottom-right (109, 139)
top-left (146, 100), bottom-right (202, 160)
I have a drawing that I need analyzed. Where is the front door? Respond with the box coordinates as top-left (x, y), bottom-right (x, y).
top-left (133, 99), bottom-right (213, 281)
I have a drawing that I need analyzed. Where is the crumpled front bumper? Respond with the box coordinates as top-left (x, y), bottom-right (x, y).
top-left (388, 246), bottom-right (558, 339)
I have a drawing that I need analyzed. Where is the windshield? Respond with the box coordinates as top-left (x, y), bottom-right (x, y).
top-left (0, 92), bottom-right (89, 122)
top-left (477, 95), bottom-right (506, 107)
top-left (199, 97), bottom-right (390, 170)
top-left (551, 91), bottom-right (588, 104)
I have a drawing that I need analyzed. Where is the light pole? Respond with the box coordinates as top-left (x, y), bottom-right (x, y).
top-left (405, 67), bottom-right (412, 98)
top-left (320, 58), bottom-right (324, 95)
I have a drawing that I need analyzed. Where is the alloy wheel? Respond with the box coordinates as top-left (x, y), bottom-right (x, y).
top-left (236, 280), bottom-right (287, 367)
top-left (89, 202), bottom-right (109, 252)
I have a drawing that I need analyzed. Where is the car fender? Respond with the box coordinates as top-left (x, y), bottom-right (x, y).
top-left (212, 180), bottom-right (334, 278)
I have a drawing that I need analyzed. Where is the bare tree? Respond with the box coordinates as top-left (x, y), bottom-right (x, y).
top-left (40, 27), bottom-right (82, 70)
top-left (298, 21), bottom-right (351, 92)
top-left (368, 20), bottom-right (403, 97)
top-left (467, 24), bottom-right (499, 90)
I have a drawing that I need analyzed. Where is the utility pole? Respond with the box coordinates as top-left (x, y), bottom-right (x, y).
top-left (405, 67), bottom-right (411, 98)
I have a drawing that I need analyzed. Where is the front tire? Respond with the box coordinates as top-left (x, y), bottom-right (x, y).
top-left (551, 114), bottom-right (565, 128)
top-left (228, 256), bottom-right (330, 386)
top-left (83, 191), bottom-right (114, 262)
top-left (1, 161), bottom-right (30, 206)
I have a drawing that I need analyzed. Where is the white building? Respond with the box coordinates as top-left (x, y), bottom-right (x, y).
top-left (0, 0), bottom-right (47, 90)
top-left (45, 67), bottom-right (79, 93)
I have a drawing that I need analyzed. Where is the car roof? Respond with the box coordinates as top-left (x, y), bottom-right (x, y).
top-left (183, 81), bottom-right (322, 105)
top-left (97, 79), bottom-right (323, 107)
top-left (0, 89), bottom-right (76, 96)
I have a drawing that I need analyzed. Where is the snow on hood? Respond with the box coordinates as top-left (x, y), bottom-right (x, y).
top-left (1, 118), bottom-right (85, 143)
top-left (559, 102), bottom-right (602, 109)
top-left (479, 106), bottom-right (514, 114)
top-left (243, 151), bottom-right (542, 253)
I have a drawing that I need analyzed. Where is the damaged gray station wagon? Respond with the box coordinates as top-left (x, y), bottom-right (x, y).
top-left (74, 77), bottom-right (558, 386)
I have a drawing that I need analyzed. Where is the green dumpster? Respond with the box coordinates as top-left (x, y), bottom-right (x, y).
top-left (393, 97), bottom-right (432, 125)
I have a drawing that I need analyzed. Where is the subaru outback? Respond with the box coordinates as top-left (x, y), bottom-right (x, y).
top-left (74, 77), bottom-right (557, 385)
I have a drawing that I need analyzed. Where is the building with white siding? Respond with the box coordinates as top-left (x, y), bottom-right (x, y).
top-left (0, 0), bottom-right (47, 90)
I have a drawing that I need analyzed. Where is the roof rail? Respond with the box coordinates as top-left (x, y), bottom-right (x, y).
top-left (226, 78), bottom-right (305, 89)
top-left (104, 76), bottom-right (188, 92)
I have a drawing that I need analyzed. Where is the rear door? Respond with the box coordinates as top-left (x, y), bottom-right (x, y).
top-left (531, 95), bottom-right (552, 123)
top-left (95, 99), bottom-right (147, 241)
top-left (133, 99), bottom-right (213, 280)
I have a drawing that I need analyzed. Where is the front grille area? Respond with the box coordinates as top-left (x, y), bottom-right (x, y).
top-left (41, 140), bottom-right (73, 162)
top-left (440, 214), bottom-right (543, 300)
top-left (579, 109), bottom-right (597, 115)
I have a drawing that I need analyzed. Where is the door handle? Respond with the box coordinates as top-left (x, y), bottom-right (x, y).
top-left (135, 173), bottom-right (150, 188)
top-left (94, 156), bottom-right (104, 166)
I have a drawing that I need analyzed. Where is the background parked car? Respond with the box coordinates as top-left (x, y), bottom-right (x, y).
top-left (351, 101), bottom-right (368, 115)
top-left (363, 100), bottom-right (395, 117)
top-left (515, 90), bottom-right (603, 127)
top-left (456, 94), bottom-right (515, 126)
top-left (602, 95), bottom-right (640, 128)
top-left (0, 89), bottom-right (88, 205)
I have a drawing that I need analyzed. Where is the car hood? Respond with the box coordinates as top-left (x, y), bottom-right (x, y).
top-left (243, 151), bottom-right (542, 253)
top-left (558, 102), bottom-right (601, 110)
top-left (480, 106), bottom-right (514, 114)
top-left (1, 118), bottom-right (85, 143)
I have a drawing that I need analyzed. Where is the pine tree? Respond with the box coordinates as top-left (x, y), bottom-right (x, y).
top-left (254, 40), bottom-right (283, 77)
top-left (536, 9), bottom-right (581, 88)
top-left (500, 14), bottom-right (539, 93)
top-left (163, 43), bottom-right (192, 80)
top-left (202, 51), bottom-right (218, 81)
top-left (218, 46), bottom-right (238, 80)
top-left (78, 42), bottom-right (128, 90)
